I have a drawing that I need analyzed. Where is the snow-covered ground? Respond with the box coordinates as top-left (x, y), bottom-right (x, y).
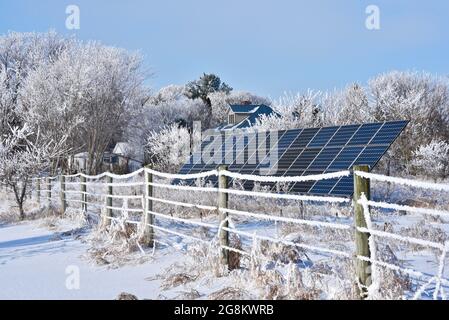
top-left (0, 189), bottom-right (237, 300)
top-left (0, 219), bottom-right (182, 300)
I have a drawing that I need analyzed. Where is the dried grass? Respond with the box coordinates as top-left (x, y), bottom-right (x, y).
top-left (400, 220), bottom-right (448, 254)
top-left (85, 213), bottom-right (152, 267)
top-left (173, 288), bottom-right (202, 300)
top-left (161, 273), bottom-right (198, 290)
top-left (228, 233), bottom-right (242, 270)
top-left (208, 287), bottom-right (253, 300)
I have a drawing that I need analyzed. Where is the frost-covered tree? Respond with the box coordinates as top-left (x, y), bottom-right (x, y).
top-left (19, 40), bottom-right (147, 174)
top-left (320, 84), bottom-right (372, 126)
top-left (340, 84), bottom-right (370, 124)
top-left (18, 50), bottom-right (82, 172)
top-left (145, 124), bottom-right (191, 172)
top-left (0, 31), bottom-right (68, 138)
top-left (369, 71), bottom-right (449, 174)
top-left (146, 85), bottom-right (207, 130)
top-left (0, 31), bottom-right (147, 175)
top-left (254, 91), bottom-right (322, 131)
top-left (0, 125), bottom-right (68, 219)
top-left (151, 84), bottom-right (186, 104)
top-left (185, 73), bottom-right (232, 128)
top-left (410, 140), bottom-right (449, 181)
top-left (125, 85), bottom-right (205, 162)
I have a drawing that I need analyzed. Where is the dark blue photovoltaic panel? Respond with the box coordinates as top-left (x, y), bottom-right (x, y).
top-left (328, 176), bottom-right (353, 196)
top-left (290, 149), bottom-right (321, 171)
top-left (290, 181), bottom-right (316, 193)
top-left (289, 128), bottom-right (320, 149)
top-left (327, 125), bottom-right (360, 146)
top-left (308, 126), bottom-right (338, 148)
top-left (309, 178), bottom-right (340, 194)
top-left (370, 121), bottom-right (406, 145)
top-left (353, 145), bottom-right (389, 165)
top-left (304, 147), bottom-right (342, 172)
top-left (176, 120), bottom-right (408, 197)
top-left (347, 122), bottom-right (383, 145)
top-left (277, 129), bottom-right (301, 149)
top-left (327, 146), bottom-right (364, 170)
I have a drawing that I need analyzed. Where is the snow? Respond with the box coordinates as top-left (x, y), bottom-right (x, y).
top-left (0, 220), bottom-right (179, 300)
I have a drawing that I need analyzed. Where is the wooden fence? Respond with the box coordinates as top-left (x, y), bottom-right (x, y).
top-left (31, 165), bottom-right (449, 300)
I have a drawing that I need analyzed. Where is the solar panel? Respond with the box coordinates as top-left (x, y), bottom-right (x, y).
top-left (177, 120), bottom-right (408, 197)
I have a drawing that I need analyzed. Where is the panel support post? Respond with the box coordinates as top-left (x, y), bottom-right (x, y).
top-left (142, 166), bottom-right (154, 247)
top-left (60, 175), bottom-right (66, 214)
top-left (218, 165), bottom-right (229, 268)
top-left (353, 164), bottom-right (372, 299)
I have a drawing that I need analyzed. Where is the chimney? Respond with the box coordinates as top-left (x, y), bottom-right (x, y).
top-left (241, 100), bottom-right (252, 105)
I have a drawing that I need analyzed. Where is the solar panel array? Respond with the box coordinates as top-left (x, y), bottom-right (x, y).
top-left (178, 120), bottom-right (408, 197)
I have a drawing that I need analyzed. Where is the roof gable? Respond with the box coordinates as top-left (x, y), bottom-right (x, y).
top-left (219, 104), bottom-right (280, 130)
top-left (229, 104), bottom-right (264, 114)
top-left (113, 142), bottom-right (130, 155)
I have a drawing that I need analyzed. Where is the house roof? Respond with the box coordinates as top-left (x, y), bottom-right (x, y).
top-left (113, 142), bottom-right (130, 155)
top-left (217, 104), bottom-right (280, 131)
top-left (229, 104), bottom-right (262, 114)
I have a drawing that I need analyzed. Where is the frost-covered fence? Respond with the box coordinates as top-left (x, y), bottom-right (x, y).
top-left (353, 170), bottom-right (449, 300)
top-left (31, 166), bottom-right (449, 300)
top-left (36, 176), bottom-right (59, 206)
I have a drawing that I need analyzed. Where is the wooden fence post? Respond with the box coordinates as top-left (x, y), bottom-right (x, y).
top-left (142, 166), bottom-right (154, 247)
top-left (353, 164), bottom-right (372, 299)
top-left (218, 165), bottom-right (229, 268)
top-left (81, 176), bottom-right (87, 212)
top-left (60, 175), bottom-right (66, 214)
top-left (105, 176), bottom-right (113, 226)
top-left (47, 177), bottom-right (51, 206)
top-left (37, 178), bottom-right (41, 206)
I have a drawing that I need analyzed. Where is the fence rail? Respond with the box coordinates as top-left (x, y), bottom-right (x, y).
top-left (30, 166), bottom-right (449, 300)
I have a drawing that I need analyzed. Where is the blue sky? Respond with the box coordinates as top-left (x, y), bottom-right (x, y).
top-left (1, 0), bottom-right (448, 98)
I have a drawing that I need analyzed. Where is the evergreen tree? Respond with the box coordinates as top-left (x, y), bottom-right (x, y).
top-left (185, 73), bottom-right (232, 127)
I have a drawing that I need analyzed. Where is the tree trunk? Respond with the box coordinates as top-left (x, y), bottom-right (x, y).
top-left (18, 202), bottom-right (25, 221)
top-left (12, 181), bottom-right (27, 221)
top-left (203, 97), bottom-right (213, 128)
